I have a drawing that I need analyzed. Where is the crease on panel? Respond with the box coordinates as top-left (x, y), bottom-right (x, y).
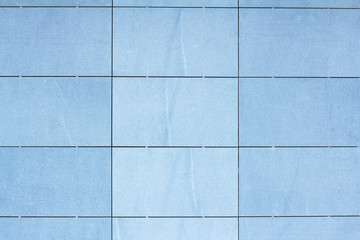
top-left (324, 78), bottom-right (333, 144)
top-left (115, 219), bottom-right (120, 240)
top-left (326, 9), bottom-right (331, 77)
top-left (11, 0), bottom-right (21, 6)
top-left (164, 151), bottom-right (179, 210)
top-left (283, 161), bottom-right (300, 215)
top-left (179, 10), bottom-right (187, 75)
top-left (163, 79), bottom-right (180, 146)
top-left (164, 79), bottom-right (171, 145)
top-left (163, 10), bottom-right (185, 76)
top-left (162, 11), bottom-right (185, 145)
top-left (301, 159), bottom-right (310, 216)
top-left (201, 7), bottom-right (205, 76)
top-left (54, 80), bottom-right (74, 145)
top-left (189, 149), bottom-right (199, 214)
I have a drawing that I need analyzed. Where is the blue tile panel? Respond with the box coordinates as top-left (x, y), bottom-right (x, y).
top-left (239, 148), bottom-right (360, 216)
top-left (238, 78), bottom-right (360, 146)
top-left (113, 218), bottom-right (238, 240)
top-left (239, 218), bottom-right (360, 240)
top-left (0, 8), bottom-right (111, 76)
top-left (0, 218), bottom-right (111, 240)
top-left (0, 148), bottom-right (110, 216)
top-left (239, 0), bottom-right (360, 8)
top-left (0, 77), bottom-right (111, 146)
top-left (113, 8), bottom-right (237, 76)
top-left (114, 0), bottom-right (237, 7)
top-left (0, 0), bottom-right (111, 6)
top-left (113, 78), bottom-right (237, 146)
top-left (239, 9), bottom-right (360, 77)
top-left (113, 148), bottom-right (237, 216)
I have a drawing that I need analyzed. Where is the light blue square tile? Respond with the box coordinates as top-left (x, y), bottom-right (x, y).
top-left (239, 9), bottom-right (360, 77)
top-left (114, 218), bottom-right (237, 240)
top-left (113, 148), bottom-right (237, 216)
top-left (0, 0), bottom-right (111, 6)
top-left (0, 218), bottom-right (111, 240)
top-left (114, 0), bottom-right (237, 7)
top-left (239, 148), bottom-right (360, 216)
top-left (238, 0), bottom-right (360, 7)
top-left (239, 9), bottom-right (330, 77)
top-left (113, 9), bottom-right (237, 76)
top-left (239, 218), bottom-right (360, 240)
top-left (0, 148), bottom-right (110, 216)
top-left (0, 8), bottom-right (111, 76)
top-left (0, 77), bottom-right (111, 146)
top-left (113, 78), bottom-right (237, 146)
top-left (328, 10), bottom-right (360, 76)
top-left (238, 78), bottom-right (360, 146)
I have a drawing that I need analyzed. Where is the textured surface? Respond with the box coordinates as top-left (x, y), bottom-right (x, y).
top-left (114, 0), bottom-right (237, 7)
top-left (0, 1), bottom-right (359, 239)
top-left (239, 9), bottom-right (360, 77)
top-left (0, 78), bottom-right (111, 146)
top-left (239, 218), bottom-right (360, 240)
top-left (113, 78), bottom-right (237, 146)
top-left (113, 218), bottom-right (238, 240)
top-left (238, 78), bottom-right (360, 145)
top-left (113, 148), bottom-right (237, 216)
top-left (0, 8), bottom-right (111, 76)
top-left (0, 0), bottom-right (111, 6)
top-left (113, 9), bottom-right (237, 76)
top-left (239, 148), bottom-right (360, 216)
top-left (0, 219), bottom-right (111, 239)
top-left (238, 0), bottom-right (360, 7)
top-left (0, 148), bottom-right (111, 216)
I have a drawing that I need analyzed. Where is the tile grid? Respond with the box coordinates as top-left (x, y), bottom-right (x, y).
top-left (0, 3), bottom-right (358, 216)
top-left (1, 3), bottom-right (360, 239)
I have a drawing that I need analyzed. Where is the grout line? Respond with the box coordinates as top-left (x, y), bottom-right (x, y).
top-left (237, 76), bottom-right (360, 79)
top-left (114, 6), bottom-right (360, 10)
top-left (204, 146), bottom-right (238, 148)
top-left (115, 75), bottom-right (239, 78)
top-left (238, 215), bottom-right (360, 218)
top-left (0, 146), bottom-right (357, 149)
top-left (19, 216), bottom-right (77, 218)
top-left (238, 7), bottom-right (360, 9)
top-left (2, 75), bottom-right (360, 79)
top-left (77, 146), bottom-right (113, 148)
top-left (1, 215), bottom-right (360, 219)
top-left (114, 6), bottom-right (238, 9)
top-left (1, 6), bottom-right (360, 9)
top-left (237, 146), bottom-right (359, 148)
top-left (148, 216), bottom-right (204, 218)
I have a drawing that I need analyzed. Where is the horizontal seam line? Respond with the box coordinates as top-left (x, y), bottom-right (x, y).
top-left (0, 146), bottom-right (357, 148)
top-left (0, 6), bottom-right (360, 9)
top-left (2, 76), bottom-right (360, 79)
top-left (1, 215), bottom-right (360, 218)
